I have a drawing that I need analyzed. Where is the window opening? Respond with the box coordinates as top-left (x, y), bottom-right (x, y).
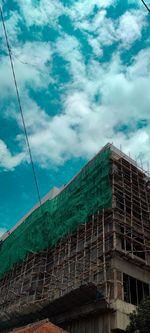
top-left (123, 273), bottom-right (149, 305)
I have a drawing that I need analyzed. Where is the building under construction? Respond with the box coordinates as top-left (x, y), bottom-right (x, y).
top-left (0, 143), bottom-right (150, 332)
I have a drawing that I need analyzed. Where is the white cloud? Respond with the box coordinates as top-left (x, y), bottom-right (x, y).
top-left (75, 8), bottom-right (147, 50)
top-left (19, 43), bottom-right (150, 167)
top-left (117, 10), bottom-right (147, 48)
top-left (73, 8), bottom-right (117, 48)
top-left (15, 0), bottom-right (115, 28)
top-left (128, 0), bottom-right (150, 8)
top-left (0, 10), bottom-right (21, 46)
top-left (12, 41), bottom-right (52, 89)
top-left (0, 41), bottom-right (52, 99)
top-left (87, 36), bottom-right (103, 57)
top-left (15, 0), bottom-right (65, 27)
top-left (55, 34), bottom-right (87, 88)
top-left (68, 0), bottom-right (115, 22)
top-left (0, 140), bottom-right (25, 171)
top-left (13, 42), bottom-right (52, 68)
top-left (10, 45), bottom-right (149, 170)
top-left (1, 0), bottom-right (150, 171)
top-left (129, 47), bottom-right (150, 77)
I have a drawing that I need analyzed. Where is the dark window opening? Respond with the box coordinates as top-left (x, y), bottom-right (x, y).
top-left (123, 273), bottom-right (149, 305)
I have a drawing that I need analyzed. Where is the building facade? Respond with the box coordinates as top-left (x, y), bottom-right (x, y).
top-left (0, 144), bottom-right (150, 332)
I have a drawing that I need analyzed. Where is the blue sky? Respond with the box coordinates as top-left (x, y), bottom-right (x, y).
top-left (0, 0), bottom-right (150, 235)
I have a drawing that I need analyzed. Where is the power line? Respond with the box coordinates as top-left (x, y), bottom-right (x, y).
top-left (140, 0), bottom-right (150, 12)
top-left (0, 5), bottom-right (43, 212)
top-left (3, 48), bottom-right (49, 75)
top-left (10, 49), bottom-right (36, 66)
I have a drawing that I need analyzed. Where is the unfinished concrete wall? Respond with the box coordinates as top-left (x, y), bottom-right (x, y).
top-left (62, 312), bottom-right (112, 333)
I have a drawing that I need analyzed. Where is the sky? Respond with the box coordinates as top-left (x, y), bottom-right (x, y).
top-left (0, 0), bottom-right (150, 236)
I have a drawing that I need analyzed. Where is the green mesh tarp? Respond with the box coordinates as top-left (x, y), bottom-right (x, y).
top-left (0, 148), bottom-right (112, 279)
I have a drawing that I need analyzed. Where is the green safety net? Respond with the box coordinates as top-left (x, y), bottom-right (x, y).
top-left (0, 148), bottom-right (112, 279)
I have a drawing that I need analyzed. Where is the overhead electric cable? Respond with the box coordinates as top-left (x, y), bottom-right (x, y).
top-left (10, 49), bottom-right (41, 67)
top-left (0, 5), bottom-right (43, 211)
top-left (140, 0), bottom-right (150, 12)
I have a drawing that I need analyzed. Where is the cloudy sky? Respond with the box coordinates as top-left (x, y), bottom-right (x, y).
top-left (0, 0), bottom-right (150, 235)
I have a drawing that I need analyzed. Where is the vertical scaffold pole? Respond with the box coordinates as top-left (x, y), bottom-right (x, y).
top-left (102, 208), bottom-right (108, 299)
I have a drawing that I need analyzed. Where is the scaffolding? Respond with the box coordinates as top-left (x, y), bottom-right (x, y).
top-left (0, 147), bottom-right (111, 279)
top-left (0, 145), bottom-right (150, 329)
top-left (111, 149), bottom-right (150, 263)
top-left (0, 210), bottom-right (114, 323)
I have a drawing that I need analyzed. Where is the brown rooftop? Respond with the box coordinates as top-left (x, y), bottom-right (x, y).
top-left (11, 319), bottom-right (68, 333)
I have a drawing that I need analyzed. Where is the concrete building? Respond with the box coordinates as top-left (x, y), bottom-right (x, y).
top-left (0, 143), bottom-right (150, 332)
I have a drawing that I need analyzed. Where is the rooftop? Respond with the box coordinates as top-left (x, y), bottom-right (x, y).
top-left (1, 142), bottom-right (146, 243)
top-left (11, 319), bottom-right (68, 333)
